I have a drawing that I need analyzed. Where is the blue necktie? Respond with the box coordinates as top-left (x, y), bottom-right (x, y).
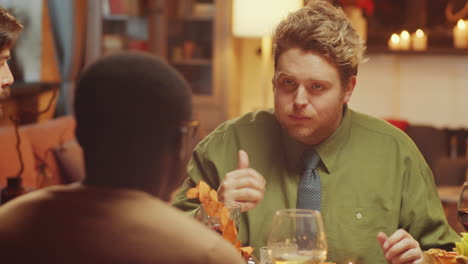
top-left (297, 149), bottom-right (321, 211)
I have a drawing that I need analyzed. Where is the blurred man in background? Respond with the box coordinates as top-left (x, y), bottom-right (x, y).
top-left (0, 7), bottom-right (22, 118)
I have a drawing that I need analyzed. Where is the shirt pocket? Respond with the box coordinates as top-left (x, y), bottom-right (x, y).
top-left (326, 206), bottom-right (395, 264)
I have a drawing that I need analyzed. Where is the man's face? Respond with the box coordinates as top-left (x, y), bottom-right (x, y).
top-left (0, 48), bottom-right (13, 99)
top-left (0, 48), bottom-right (14, 119)
top-left (273, 48), bottom-right (355, 145)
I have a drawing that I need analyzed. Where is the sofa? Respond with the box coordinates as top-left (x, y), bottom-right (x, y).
top-left (0, 116), bottom-right (85, 190)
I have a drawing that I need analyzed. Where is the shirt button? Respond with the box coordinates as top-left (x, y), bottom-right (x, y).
top-left (356, 212), bottom-right (363, 219)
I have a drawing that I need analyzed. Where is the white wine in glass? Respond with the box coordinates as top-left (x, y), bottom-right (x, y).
top-left (267, 209), bottom-right (327, 264)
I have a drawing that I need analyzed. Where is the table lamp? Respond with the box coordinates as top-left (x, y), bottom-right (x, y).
top-left (232, 0), bottom-right (303, 108)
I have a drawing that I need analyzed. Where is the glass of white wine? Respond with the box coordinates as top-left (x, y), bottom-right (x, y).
top-left (267, 209), bottom-right (327, 264)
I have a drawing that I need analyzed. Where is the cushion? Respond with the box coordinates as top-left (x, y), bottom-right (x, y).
top-left (384, 118), bottom-right (409, 132)
top-left (53, 139), bottom-right (85, 183)
top-left (0, 127), bottom-right (37, 188)
top-left (21, 116), bottom-right (76, 186)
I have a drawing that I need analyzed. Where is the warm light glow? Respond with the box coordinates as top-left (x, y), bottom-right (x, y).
top-left (412, 29), bottom-right (427, 51)
top-left (457, 19), bottom-right (466, 30)
top-left (232, 0), bottom-right (303, 37)
top-left (416, 29), bottom-right (424, 38)
top-left (400, 30), bottom-right (410, 40)
top-left (391, 34), bottom-right (400, 44)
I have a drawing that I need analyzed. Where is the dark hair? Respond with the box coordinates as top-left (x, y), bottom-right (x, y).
top-left (75, 52), bottom-right (192, 197)
top-left (0, 8), bottom-right (23, 50)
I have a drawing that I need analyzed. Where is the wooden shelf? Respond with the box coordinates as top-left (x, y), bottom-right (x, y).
top-left (182, 15), bottom-right (213, 22)
top-left (102, 14), bottom-right (130, 21)
top-left (10, 82), bottom-right (60, 97)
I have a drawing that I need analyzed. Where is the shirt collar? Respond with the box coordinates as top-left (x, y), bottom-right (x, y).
top-left (281, 105), bottom-right (352, 174)
top-left (315, 105), bottom-right (352, 173)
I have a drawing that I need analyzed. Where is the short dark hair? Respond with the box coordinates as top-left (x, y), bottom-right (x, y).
top-left (0, 8), bottom-right (23, 50)
top-left (75, 52), bottom-right (192, 193)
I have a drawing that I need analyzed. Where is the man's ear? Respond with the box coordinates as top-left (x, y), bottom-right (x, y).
top-left (272, 72), bottom-right (279, 92)
top-left (343, 75), bottom-right (356, 104)
top-left (177, 132), bottom-right (189, 162)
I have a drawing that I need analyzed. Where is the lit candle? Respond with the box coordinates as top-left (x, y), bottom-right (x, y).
top-left (399, 30), bottom-right (411, 50)
top-left (411, 29), bottom-right (427, 51)
top-left (453, 19), bottom-right (468, 49)
top-left (388, 33), bottom-right (400, 51)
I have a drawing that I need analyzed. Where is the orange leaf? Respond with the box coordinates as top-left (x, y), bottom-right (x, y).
top-left (198, 181), bottom-right (211, 204)
top-left (219, 206), bottom-right (229, 230)
top-left (222, 219), bottom-right (238, 243)
top-left (204, 200), bottom-right (223, 217)
top-left (209, 189), bottom-right (218, 202)
top-left (240, 246), bottom-right (255, 258)
top-left (233, 240), bottom-right (242, 250)
top-left (186, 188), bottom-right (199, 199)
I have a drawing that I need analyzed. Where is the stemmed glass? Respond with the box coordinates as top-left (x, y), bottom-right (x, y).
top-left (458, 182), bottom-right (468, 231)
top-left (200, 202), bottom-right (241, 234)
top-left (267, 209), bottom-right (327, 263)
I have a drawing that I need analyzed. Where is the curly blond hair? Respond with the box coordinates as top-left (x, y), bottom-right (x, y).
top-left (273, 0), bottom-right (366, 85)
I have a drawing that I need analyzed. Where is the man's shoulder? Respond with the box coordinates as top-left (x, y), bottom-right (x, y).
top-left (349, 109), bottom-right (412, 143)
top-left (201, 109), bottom-right (278, 142)
top-left (219, 109), bottom-right (277, 130)
top-left (0, 185), bottom-right (62, 211)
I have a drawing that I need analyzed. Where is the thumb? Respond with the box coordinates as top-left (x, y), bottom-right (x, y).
top-left (237, 150), bottom-right (249, 169)
top-left (377, 232), bottom-right (388, 249)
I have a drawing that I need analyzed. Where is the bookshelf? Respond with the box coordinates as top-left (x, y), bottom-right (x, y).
top-left (86, 0), bottom-right (237, 133)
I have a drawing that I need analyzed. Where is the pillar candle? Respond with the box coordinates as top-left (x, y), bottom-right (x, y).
top-left (411, 29), bottom-right (427, 51)
top-left (399, 30), bottom-right (411, 51)
top-left (388, 34), bottom-right (400, 51)
top-left (454, 19), bottom-right (468, 49)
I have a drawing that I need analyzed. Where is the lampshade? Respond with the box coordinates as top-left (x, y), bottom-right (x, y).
top-left (232, 0), bottom-right (303, 37)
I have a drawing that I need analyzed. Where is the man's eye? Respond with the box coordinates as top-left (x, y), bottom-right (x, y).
top-left (283, 79), bottom-right (296, 86)
top-left (311, 83), bottom-right (324, 90)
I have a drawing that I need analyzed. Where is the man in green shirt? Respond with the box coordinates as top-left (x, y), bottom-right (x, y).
top-left (173, 1), bottom-right (459, 263)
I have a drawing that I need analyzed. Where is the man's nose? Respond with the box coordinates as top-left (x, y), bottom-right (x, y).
top-left (293, 85), bottom-right (308, 108)
top-left (1, 63), bottom-right (14, 88)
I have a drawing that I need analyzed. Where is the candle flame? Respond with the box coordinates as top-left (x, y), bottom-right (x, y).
top-left (416, 29), bottom-right (424, 38)
top-left (401, 30), bottom-right (410, 40)
top-left (391, 34), bottom-right (400, 44)
top-left (457, 19), bottom-right (466, 30)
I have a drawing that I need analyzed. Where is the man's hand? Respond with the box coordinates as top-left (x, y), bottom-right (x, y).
top-left (377, 229), bottom-right (425, 264)
top-left (217, 150), bottom-right (266, 212)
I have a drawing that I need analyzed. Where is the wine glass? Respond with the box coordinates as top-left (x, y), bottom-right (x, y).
top-left (200, 201), bottom-right (241, 234)
top-left (458, 182), bottom-right (468, 231)
top-left (267, 209), bottom-right (327, 264)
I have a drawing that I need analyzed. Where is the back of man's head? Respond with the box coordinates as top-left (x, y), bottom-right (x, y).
top-left (0, 8), bottom-right (23, 51)
top-left (75, 52), bottom-right (192, 197)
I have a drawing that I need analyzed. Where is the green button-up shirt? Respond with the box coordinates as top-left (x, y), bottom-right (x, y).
top-left (173, 107), bottom-right (459, 264)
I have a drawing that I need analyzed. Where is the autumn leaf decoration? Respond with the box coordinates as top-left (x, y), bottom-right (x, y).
top-left (187, 181), bottom-right (254, 259)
